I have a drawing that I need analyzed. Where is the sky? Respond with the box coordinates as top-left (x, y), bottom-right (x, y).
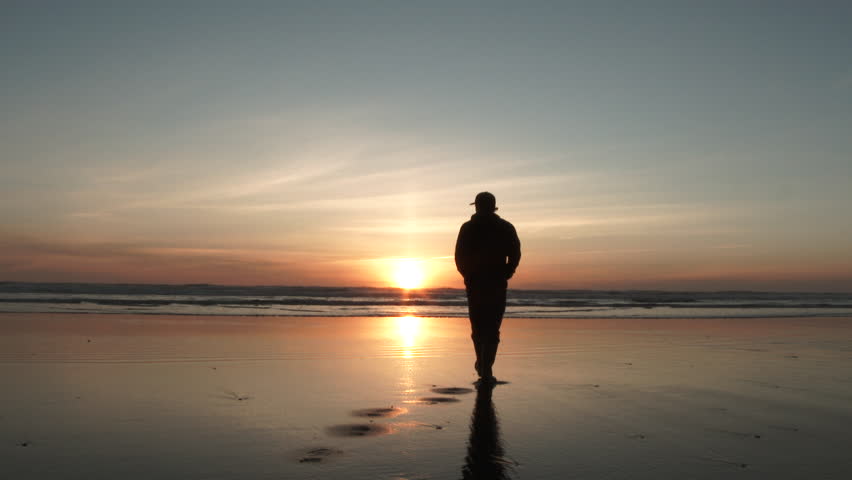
top-left (1, 1), bottom-right (851, 291)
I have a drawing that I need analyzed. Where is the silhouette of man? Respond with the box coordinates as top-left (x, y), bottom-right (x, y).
top-left (455, 192), bottom-right (521, 384)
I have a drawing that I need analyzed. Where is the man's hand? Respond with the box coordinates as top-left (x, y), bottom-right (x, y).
top-left (505, 266), bottom-right (515, 280)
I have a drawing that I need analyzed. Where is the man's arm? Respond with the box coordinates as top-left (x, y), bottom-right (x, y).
top-left (454, 224), bottom-right (469, 278)
top-left (505, 224), bottom-right (521, 279)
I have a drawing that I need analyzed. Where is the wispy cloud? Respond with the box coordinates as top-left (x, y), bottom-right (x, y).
top-left (0, 232), bottom-right (360, 285)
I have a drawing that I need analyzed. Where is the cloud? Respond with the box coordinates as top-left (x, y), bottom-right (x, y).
top-left (0, 232), bottom-right (360, 286)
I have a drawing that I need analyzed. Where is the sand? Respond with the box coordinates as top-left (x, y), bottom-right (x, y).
top-left (1, 313), bottom-right (851, 479)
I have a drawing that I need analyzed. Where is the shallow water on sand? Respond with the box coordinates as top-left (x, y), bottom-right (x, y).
top-left (1, 314), bottom-right (851, 479)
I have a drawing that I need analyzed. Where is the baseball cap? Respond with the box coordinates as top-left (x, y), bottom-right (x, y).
top-left (470, 191), bottom-right (497, 210)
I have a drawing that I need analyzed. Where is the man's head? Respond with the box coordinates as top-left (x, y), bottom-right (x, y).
top-left (470, 191), bottom-right (497, 213)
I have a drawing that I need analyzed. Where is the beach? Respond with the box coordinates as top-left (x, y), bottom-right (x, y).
top-left (4, 3), bottom-right (851, 479)
top-left (2, 313), bottom-right (851, 479)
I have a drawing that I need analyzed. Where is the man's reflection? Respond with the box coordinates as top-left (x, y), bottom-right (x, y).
top-left (461, 384), bottom-right (515, 479)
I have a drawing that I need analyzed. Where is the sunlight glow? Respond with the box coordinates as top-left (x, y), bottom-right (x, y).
top-left (393, 259), bottom-right (425, 289)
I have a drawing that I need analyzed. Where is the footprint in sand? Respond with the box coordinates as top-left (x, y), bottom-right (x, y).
top-left (351, 406), bottom-right (407, 418)
top-left (706, 428), bottom-right (762, 439)
top-left (324, 384), bottom-right (473, 442)
top-left (221, 390), bottom-right (252, 401)
top-left (698, 455), bottom-right (749, 469)
top-left (326, 423), bottom-right (392, 437)
top-left (768, 425), bottom-right (799, 432)
top-left (410, 421), bottom-right (444, 430)
top-left (471, 380), bottom-right (510, 386)
top-left (431, 387), bottom-right (474, 395)
top-left (297, 447), bottom-right (344, 463)
top-left (417, 396), bottom-right (461, 405)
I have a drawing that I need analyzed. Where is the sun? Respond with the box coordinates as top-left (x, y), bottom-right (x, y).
top-left (393, 259), bottom-right (425, 289)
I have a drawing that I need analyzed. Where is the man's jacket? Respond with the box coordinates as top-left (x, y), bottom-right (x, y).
top-left (455, 212), bottom-right (521, 285)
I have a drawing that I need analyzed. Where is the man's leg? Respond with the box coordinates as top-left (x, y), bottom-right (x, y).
top-left (472, 338), bottom-right (483, 377)
top-left (468, 281), bottom-right (507, 381)
top-left (467, 287), bottom-right (484, 378)
top-left (478, 321), bottom-right (500, 381)
top-left (480, 285), bottom-right (507, 381)
top-left (479, 342), bottom-right (497, 380)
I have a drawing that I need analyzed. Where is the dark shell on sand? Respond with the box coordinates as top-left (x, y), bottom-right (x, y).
top-left (351, 406), bottom-right (406, 418)
top-left (431, 387), bottom-right (474, 395)
top-left (326, 423), bottom-right (392, 437)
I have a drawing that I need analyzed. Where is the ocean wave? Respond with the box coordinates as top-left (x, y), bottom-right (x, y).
top-left (1, 282), bottom-right (850, 319)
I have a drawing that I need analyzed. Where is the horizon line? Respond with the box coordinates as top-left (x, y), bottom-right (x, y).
top-left (0, 280), bottom-right (849, 296)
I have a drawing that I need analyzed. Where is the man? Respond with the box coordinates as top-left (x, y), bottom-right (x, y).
top-left (455, 192), bottom-right (521, 384)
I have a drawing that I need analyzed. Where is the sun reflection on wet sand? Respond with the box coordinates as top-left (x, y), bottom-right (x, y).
top-left (396, 315), bottom-right (422, 358)
top-left (385, 316), bottom-right (427, 403)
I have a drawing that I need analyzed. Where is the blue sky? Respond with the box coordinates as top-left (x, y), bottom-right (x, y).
top-left (1, 1), bottom-right (850, 290)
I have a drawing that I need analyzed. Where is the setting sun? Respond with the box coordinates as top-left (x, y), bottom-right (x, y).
top-left (393, 259), bottom-right (425, 289)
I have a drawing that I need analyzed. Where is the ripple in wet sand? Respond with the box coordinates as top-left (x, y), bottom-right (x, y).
top-left (326, 423), bottom-right (392, 437)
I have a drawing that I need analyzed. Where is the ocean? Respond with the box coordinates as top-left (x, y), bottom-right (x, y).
top-left (1, 282), bottom-right (850, 319)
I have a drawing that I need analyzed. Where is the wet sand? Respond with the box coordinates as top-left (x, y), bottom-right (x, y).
top-left (1, 313), bottom-right (851, 479)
